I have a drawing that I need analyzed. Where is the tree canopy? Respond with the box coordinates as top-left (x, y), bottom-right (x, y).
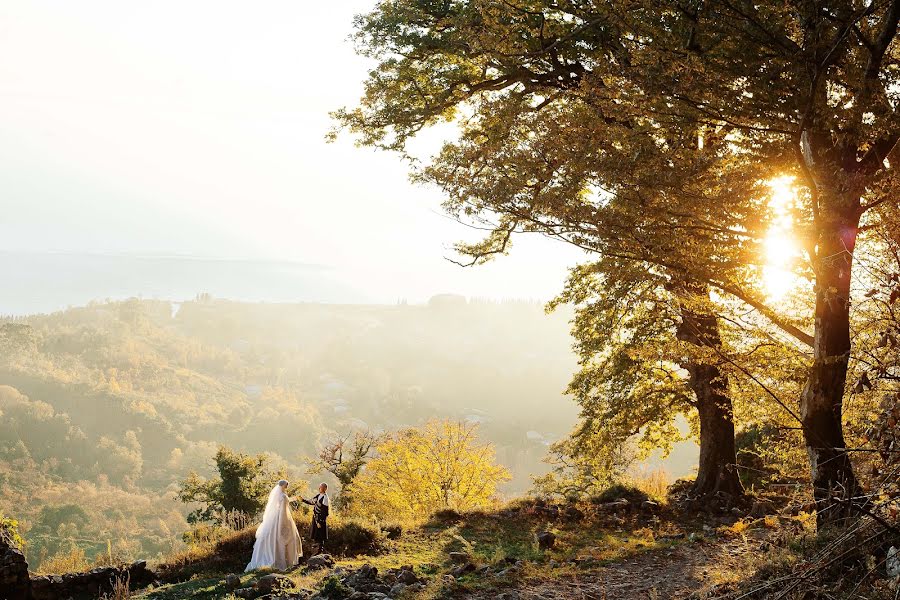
top-left (177, 446), bottom-right (287, 524)
top-left (351, 420), bottom-right (510, 521)
top-left (337, 0), bottom-right (900, 525)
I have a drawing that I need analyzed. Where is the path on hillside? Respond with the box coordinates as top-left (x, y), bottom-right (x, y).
top-left (474, 531), bottom-right (767, 600)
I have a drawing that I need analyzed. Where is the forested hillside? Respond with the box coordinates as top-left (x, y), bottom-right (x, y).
top-left (0, 296), bottom-right (580, 567)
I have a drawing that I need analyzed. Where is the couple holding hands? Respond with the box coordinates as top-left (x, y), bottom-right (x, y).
top-left (245, 480), bottom-right (330, 572)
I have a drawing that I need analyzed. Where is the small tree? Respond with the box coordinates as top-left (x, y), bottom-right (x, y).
top-left (177, 446), bottom-right (284, 525)
top-left (306, 431), bottom-right (384, 509)
top-left (352, 420), bottom-right (510, 521)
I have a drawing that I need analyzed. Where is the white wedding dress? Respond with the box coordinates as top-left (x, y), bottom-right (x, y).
top-left (245, 484), bottom-right (302, 571)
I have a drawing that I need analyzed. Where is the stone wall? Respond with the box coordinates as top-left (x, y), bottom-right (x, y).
top-left (29, 561), bottom-right (155, 600)
top-left (0, 535), bottom-right (30, 600)
top-left (0, 535), bottom-right (155, 600)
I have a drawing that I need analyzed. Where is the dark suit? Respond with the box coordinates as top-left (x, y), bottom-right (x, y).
top-left (302, 493), bottom-right (329, 553)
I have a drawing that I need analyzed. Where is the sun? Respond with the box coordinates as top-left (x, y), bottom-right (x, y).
top-left (763, 176), bottom-right (801, 299)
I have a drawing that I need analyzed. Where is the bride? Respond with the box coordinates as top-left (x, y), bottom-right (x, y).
top-left (245, 480), bottom-right (302, 571)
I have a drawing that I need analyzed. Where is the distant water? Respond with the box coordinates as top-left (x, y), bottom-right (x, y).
top-left (0, 251), bottom-right (371, 316)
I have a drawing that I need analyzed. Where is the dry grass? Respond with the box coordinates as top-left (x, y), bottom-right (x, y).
top-left (35, 545), bottom-right (91, 575)
top-left (101, 573), bottom-right (131, 600)
top-left (158, 514), bottom-right (385, 583)
top-left (626, 468), bottom-right (670, 502)
top-left (158, 527), bottom-right (254, 581)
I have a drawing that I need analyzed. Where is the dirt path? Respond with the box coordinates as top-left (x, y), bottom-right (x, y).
top-left (481, 532), bottom-right (766, 600)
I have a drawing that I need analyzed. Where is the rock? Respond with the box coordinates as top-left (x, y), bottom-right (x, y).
top-left (225, 574), bottom-right (242, 590)
top-left (257, 573), bottom-right (292, 593)
top-left (389, 583), bottom-right (406, 596)
top-left (749, 499), bottom-right (777, 518)
top-left (598, 499), bottom-right (630, 512)
top-left (235, 587), bottom-right (258, 599)
top-left (448, 551), bottom-right (470, 563)
top-left (26, 559), bottom-right (157, 600)
top-left (536, 530), bottom-right (556, 551)
top-left (537, 505), bottom-right (561, 519)
top-left (306, 554), bottom-right (335, 570)
top-left (342, 564), bottom-right (388, 594)
top-left (450, 563), bottom-right (476, 577)
top-left (0, 535), bottom-right (30, 600)
top-left (396, 569), bottom-right (418, 584)
top-left (497, 593), bottom-right (519, 600)
top-left (348, 593), bottom-right (368, 600)
top-left (563, 506), bottom-right (585, 522)
top-left (888, 546), bottom-right (900, 578)
top-left (440, 574), bottom-right (456, 585)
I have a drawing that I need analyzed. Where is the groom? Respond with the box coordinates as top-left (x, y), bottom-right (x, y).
top-left (301, 483), bottom-right (330, 555)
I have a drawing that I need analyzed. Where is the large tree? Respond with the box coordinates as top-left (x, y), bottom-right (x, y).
top-left (336, 0), bottom-right (900, 525)
top-left (334, 0), bottom-right (775, 501)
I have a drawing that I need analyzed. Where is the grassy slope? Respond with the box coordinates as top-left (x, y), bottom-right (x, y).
top-left (137, 499), bottom-right (700, 600)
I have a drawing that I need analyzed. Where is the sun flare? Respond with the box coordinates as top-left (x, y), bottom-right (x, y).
top-left (763, 176), bottom-right (801, 299)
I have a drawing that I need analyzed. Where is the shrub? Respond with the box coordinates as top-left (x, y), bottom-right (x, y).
top-left (589, 483), bottom-right (651, 505)
top-left (381, 524), bottom-right (403, 540)
top-left (320, 575), bottom-right (350, 599)
top-left (428, 508), bottom-right (462, 525)
top-left (0, 514), bottom-right (24, 550)
top-left (299, 515), bottom-right (385, 556)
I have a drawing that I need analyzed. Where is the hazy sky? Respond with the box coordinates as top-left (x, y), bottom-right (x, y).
top-left (0, 1), bottom-right (585, 303)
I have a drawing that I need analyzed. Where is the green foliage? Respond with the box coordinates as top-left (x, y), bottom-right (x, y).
top-left (317, 519), bottom-right (385, 557)
top-left (306, 431), bottom-right (384, 510)
top-left (0, 514), bottom-right (24, 549)
top-left (34, 504), bottom-right (90, 536)
top-left (178, 446), bottom-right (284, 524)
top-left (589, 484), bottom-right (651, 506)
top-left (319, 576), bottom-right (349, 599)
top-left (337, 0), bottom-right (900, 522)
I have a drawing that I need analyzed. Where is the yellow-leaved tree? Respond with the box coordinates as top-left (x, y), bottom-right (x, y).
top-left (351, 421), bottom-right (510, 522)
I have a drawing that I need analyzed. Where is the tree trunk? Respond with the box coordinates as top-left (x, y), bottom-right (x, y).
top-left (674, 283), bottom-right (744, 499)
top-left (801, 203), bottom-right (862, 527)
top-left (690, 363), bottom-right (743, 497)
